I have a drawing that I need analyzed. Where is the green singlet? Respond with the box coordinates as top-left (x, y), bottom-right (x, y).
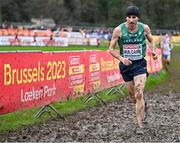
top-left (118, 22), bottom-right (146, 61)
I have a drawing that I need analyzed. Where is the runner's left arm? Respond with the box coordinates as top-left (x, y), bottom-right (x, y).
top-left (144, 24), bottom-right (157, 60)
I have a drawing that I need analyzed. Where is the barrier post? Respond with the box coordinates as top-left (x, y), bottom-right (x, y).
top-left (35, 105), bottom-right (64, 120)
top-left (84, 84), bottom-right (107, 106)
top-left (106, 84), bottom-right (125, 96)
top-left (84, 92), bottom-right (107, 106)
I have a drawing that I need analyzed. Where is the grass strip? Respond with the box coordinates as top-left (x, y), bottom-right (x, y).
top-left (0, 70), bottom-right (167, 133)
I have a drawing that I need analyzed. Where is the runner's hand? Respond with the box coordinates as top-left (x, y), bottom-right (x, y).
top-left (121, 57), bottom-right (132, 66)
top-left (152, 52), bottom-right (158, 60)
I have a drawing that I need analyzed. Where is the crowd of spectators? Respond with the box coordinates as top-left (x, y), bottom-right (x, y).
top-left (0, 23), bottom-right (179, 42)
top-left (0, 23), bottom-right (113, 41)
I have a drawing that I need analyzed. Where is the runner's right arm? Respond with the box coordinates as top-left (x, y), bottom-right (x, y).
top-left (108, 26), bottom-right (132, 65)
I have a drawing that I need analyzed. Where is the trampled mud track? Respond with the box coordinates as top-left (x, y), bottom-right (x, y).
top-left (1, 48), bottom-right (180, 142)
top-left (1, 91), bottom-right (180, 142)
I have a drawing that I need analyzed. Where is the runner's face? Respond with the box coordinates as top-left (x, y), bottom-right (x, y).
top-left (126, 15), bottom-right (139, 28)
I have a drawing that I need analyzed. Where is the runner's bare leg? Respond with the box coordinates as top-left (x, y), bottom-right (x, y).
top-left (125, 81), bottom-right (136, 104)
top-left (134, 74), bottom-right (146, 128)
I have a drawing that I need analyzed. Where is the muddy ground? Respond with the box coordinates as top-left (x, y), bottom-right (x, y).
top-left (0, 48), bottom-right (180, 142)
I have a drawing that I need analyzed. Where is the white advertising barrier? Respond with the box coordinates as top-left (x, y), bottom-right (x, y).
top-left (69, 32), bottom-right (83, 38)
top-left (68, 37), bottom-right (84, 45)
top-left (0, 36), bottom-right (14, 45)
top-left (35, 36), bottom-right (68, 46)
top-left (68, 37), bottom-right (98, 46)
top-left (0, 36), bottom-right (68, 47)
top-left (18, 36), bottom-right (35, 46)
top-left (0, 33), bottom-right (96, 46)
top-left (89, 38), bottom-right (98, 46)
top-left (67, 32), bottom-right (98, 46)
top-left (0, 36), bottom-right (37, 46)
top-left (67, 32), bottom-right (84, 45)
top-left (53, 37), bottom-right (68, 46)
top-left (34, 36), bottom-right (47, 46)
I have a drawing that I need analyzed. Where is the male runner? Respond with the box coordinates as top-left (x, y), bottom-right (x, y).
top-left (108, 5), bottom-right (157, 134)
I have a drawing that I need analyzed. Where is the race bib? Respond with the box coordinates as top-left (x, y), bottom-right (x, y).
top-left (123, 44), bottom-right (143, 60)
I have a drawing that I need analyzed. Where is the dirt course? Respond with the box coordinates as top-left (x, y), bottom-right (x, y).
top-left (0, 48), bottom-right (180, 142)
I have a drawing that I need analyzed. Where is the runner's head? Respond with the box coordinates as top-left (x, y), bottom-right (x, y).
top-left (126, 6), bottom-right (139, 27)
top-left (126, 6), bottom-right (140, 18)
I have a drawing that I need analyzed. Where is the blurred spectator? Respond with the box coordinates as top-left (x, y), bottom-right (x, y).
top-left (10, 33), bottom-right (20, 46)
top-left (161, 33), bottom-right (173, 71)
top-left (46, 34), bottom-right (55, 46)
top-left (97, 38), bottom-right (101, 48)
top-left (107, 31), bottom-right (112, 46)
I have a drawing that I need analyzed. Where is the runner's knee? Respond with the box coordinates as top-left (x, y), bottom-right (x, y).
top-left (135, 93), bottom-right (143, 100)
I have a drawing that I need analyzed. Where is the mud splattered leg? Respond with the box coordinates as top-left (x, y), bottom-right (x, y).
top-left (134, 74), bottom-right (146, 128)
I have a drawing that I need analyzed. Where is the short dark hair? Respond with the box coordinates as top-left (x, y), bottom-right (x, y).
top-left (126, 6), bottom-right (139, 17)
